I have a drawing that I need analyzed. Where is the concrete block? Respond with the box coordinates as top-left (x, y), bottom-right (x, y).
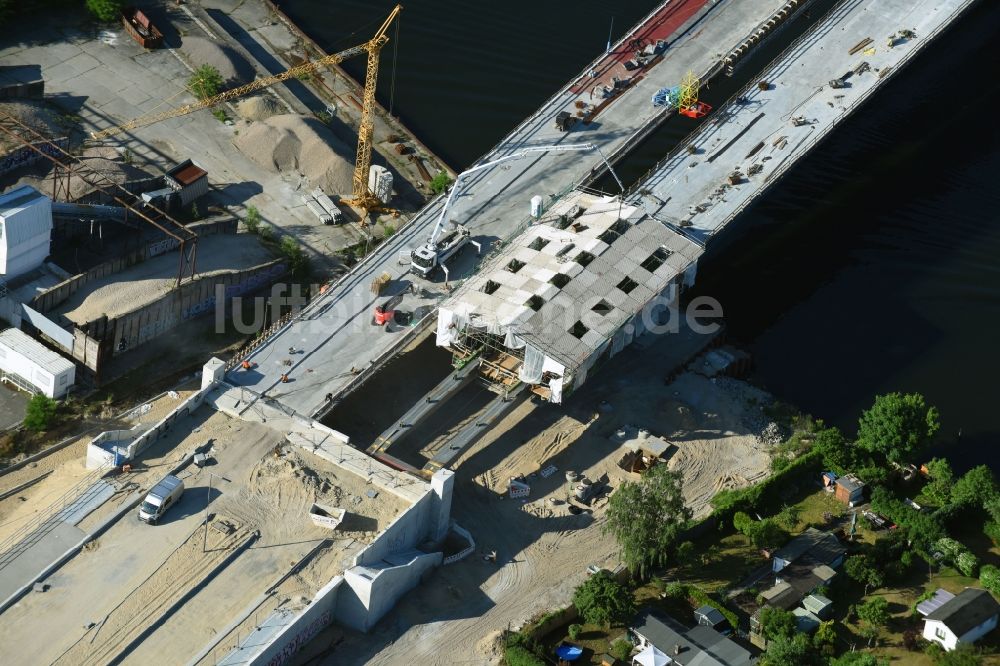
top-left (202, 357), bottom-right (225, 389)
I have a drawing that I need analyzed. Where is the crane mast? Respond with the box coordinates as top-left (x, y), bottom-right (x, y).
top-left (344, 4), bottom-right (402, 211)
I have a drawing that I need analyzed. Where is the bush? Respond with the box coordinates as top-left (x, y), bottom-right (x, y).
top-left (86, 0), bottom-right (122, 22)
top-left (572, 573), bottom-right (634, 627)
top-left (567, 623), bottom-right (582, 640)
top-left (504, 645), bottom-right (544, 666)
top-left (430, 171), bottom-right (452, 194)
top-left (24, 394), bottom-right (58, 432)
top-left (609, 638), bottom-right (633, 661)
top-left (985, 520), bottom-right (1000, 546)
top-left (244, 206), bottom-right (261, 233)
top-left (662, 581), bottom-right (687, 599)
top-left (188, 64), bottom-right (224, 101)
top-left (981, 564), bottom-right (1000, 595)
top-left (924, 641), bottom-right (944, 660)
top-left (956, 550), bottom-right (979, 577)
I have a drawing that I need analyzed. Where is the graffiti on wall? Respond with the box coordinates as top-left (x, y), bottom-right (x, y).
top-left (0, 137), bottom-right (69, 176)
top-left (180, 263), bottom-right (285, 321)
top-left (146, 238), bottom-right (180, 258)
top-left (265, 610), bottom-right (331, 666)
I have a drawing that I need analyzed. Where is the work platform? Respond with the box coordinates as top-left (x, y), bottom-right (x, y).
top-left (631, 0), bottom-right (978, 243)
top-left (225, 0), bottom-right (797, 422)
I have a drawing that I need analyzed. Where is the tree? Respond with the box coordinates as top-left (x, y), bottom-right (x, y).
top-left (856, 392), bottom-right (939, 464)
top-left (675, 540), bottom-right (696, 567)
top-left (567, 623), bottom-right (582, 640)
top-left (813, 620), bottom-right (837, 657)
top-left (24, 394), bottom-right (58, 432)
top-left (952, 466), bottom-right (997, 509)
top-left (603, 465), bottom-right (692, 577)
top-left (814, 426), bottom-right (855, 473)
top-left (758, 607), bottom-right (796, 642)
top-left (762, 633), bottom-right (817, 666)
top-left (979, 564), bottom-right (1000, 596)
top-left (923, 457), bottom-right (954, 505)
top-left (845, 555), bottom-right (885, 595)
top-left (86, 0), bottom-right (123, 22)
top-left (188, 64), bottom-right (224, 101)
top-left (572, 572), bottom-right (634, 627)
top-left (748, 519), bottom-right (787, 549)
top-left (430, 170), bottom-right (452, 194)
top-left (857, 597), bottom-right (889, 629)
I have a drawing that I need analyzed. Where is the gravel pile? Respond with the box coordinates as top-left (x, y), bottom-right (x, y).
top-left (713, 376), bottom-right (787, 446)
top-left (16, 146), bottom-right (151, 200)
top-left (180, 36), bottom-right (255, 88)
top-left (233, 114), bottom-right (354, 195)
top-left (235, 95), bottom-right (283, 121)
top-left (0, 100), bottom-right (70, 152)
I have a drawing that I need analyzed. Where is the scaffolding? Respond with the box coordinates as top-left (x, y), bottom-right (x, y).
top-left (448, 327), bottom-right (524, 398)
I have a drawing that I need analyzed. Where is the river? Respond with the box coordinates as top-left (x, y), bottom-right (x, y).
top-left (284, 0), bottom-right (1000, 469)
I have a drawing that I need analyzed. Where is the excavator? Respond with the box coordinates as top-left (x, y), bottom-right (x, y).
top-left (90, 5), bottom-right (403, 213)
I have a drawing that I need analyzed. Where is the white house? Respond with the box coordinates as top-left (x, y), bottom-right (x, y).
top-left (923, 588), bottom-right (1000, 651)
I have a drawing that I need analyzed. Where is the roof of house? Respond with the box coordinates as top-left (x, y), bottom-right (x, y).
top-left (792, 607), bottom-right (822, 633)
top-left (802, 594), bottom-right (833, 615)
top-left (694, 605), bottom-right (726, 626)
top-left (917, 589), bottom-right (957, 617)
top-left (835, 474), bottom-right (864, 492)
top-left (631, 609), bottom-right (752, 666)
top-left (925, 588), bottom-right (1000, 636)
top-left (773, 528), bottom-right (845, 566)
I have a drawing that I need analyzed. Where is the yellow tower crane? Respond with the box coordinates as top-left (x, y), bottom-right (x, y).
top-left (91, 4), bottom-right (402, 211)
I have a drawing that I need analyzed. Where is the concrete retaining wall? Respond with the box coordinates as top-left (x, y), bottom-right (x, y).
top-left (123, 384), bottom-right (214, 460)
top-left (240, 577), bottom-right (344, 666)
top-left (336, 550), bottom-right (443, 633)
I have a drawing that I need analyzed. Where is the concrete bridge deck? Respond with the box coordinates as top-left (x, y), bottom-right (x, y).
top-left (631, 0), bottom-right (977, 242)
top-left (225, 0), bottom-right (795, 422)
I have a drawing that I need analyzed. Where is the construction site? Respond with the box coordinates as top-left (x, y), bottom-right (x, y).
top-left (0, 0), bottom-right (984, 663)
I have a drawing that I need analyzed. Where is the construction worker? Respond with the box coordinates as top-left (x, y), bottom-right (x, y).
top-left (241, 360), bottom-right (252, 370)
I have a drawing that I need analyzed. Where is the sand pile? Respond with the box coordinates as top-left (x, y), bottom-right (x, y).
top-left (180, 36), bottom-right (255, 88)
top-left (233, 114), bottom-right (354, 195)
top-left (0, 100), bottom-right (71, 152)
top-left (235, 95), bottom-right (283, 121)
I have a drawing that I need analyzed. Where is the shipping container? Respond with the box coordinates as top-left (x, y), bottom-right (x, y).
top-left (0, 328), bottom-right (75, 398)
top-left (121, 7), bottom-right (164, 49)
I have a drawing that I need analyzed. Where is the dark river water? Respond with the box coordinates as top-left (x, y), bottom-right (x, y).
top-left (284, 0), bottom-right (1000, 469)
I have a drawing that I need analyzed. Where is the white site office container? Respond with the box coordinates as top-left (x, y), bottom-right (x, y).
top-left (368, 165), bottom-right (393, 205)
top-left (0, 185), bottom-right (52, 279)
top-left (0, 328), bottom-right (75, 398)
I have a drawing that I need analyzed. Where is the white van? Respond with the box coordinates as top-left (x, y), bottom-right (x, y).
top-left (138, 474), bottom-right (184, 524)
